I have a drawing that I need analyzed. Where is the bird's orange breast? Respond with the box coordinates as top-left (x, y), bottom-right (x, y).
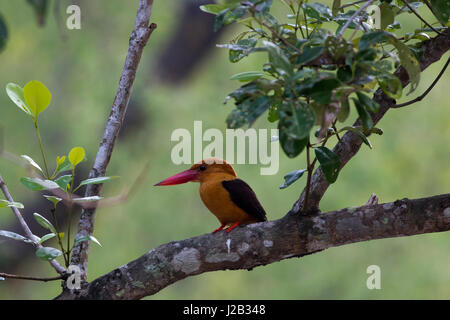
top-left (199, 178), bottom-right (258, 226)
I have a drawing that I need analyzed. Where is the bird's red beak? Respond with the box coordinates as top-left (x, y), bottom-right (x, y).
top-left (154, 169), bottom-right (199, 186)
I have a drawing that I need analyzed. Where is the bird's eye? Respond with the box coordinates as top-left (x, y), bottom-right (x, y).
top-left (199, 165), bottom-right (206, 171)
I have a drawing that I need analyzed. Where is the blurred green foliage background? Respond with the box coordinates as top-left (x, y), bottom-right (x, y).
top-left (0, 0), bottom-right (448, 299)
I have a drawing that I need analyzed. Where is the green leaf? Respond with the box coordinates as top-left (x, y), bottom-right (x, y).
top-left (263, 40), bottom-right (294, 78)
top-left (267, 102), bottom-right (279, 122)
top-left (33, 212), bottom-right (57, 234)
top-left (279, 169), bottom-right (307, 189)
top-left (430, 0), bottom-right (450, 26)
top-left (218, 38), bottom-right (258, 63)
top-left (314, 146), bottom-right (341, 183)
top-left (309, 78), bottom-right (341, 104)
top-left (21, 155), bottom-right (43, 173)
top-left (379, 2), bottom-right (395, 30)
top-left (54, 157), bottom-right (72, 176)
top-left (296, 46), bottom-right (325, 65)
top-left (230, 71), bottom-right (264, 82)
top-left (226, 95), bottom-right (272, 128)
top-left (391, 40), bottom-right (420, 95)
top-left (54, 175), bottom-right (72, 191)
top-left (377, 73), bottom-right (402, 99)
top-left (35, 247), bottom-right (62, 261)
top-left (359, 31), bottom-right (420, 94)
top-left (72, 196), bottom-right (103, 203)
top-left (6, 83), bottom-right (32, 116)
top-left (0, 199), bottom-right (24, 209)
top-left (0, 14), bottom-right (8, 52)
top-left (23, 80), bottom-right (52, 117)
top-left (281, 101), bottom-right (315, 140)
top-left (304, 2), bottom-right (332, 21)
top-left (68, 147), bottom-right (86, 167)
top-left (214, 6), bottom-right (248, 32)
top-left (332, 0), bottom-right (341, 16)
top-left (39, 233), bottom-right (56, 244)
top-left (78, 176), bottom-right (118, 188)
top-left (340, 126), bottom-right (372, 149)
top-left (43, 195), bottom-right (62, 207)
top-left (352, 98), bottom-right (373, 130)
top-left (356, 92), bottom-right (379, 113)
top-left (278, 123), bottom-right (308, 158)
top-left (199, 4), bottom-right (228, 15)
top-left (325, 35), bottom-right (349, 60)
top-left (20, 177), bottom-right (59, 191)
top-left (74, 234), bottom-right (102, 247)
top-left (337, 65), bottom-right (352, 83)
top-left (0, 230), bottom-right (33, 244)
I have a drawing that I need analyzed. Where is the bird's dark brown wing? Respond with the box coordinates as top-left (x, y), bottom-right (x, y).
top-left (221, 179), bottom-right (267, 222)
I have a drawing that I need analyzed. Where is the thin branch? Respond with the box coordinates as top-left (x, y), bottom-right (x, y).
top-left (393, 56), bottom-right (450, 108)
top-left (0, 175), bottom-right (66, 275)
top-left (338, 0), bottom-right (368, 10)
top-left (55, 193), bottom-right (450, 300)
top-left (338, 0), bottom-right (374, 37)
top-left (0, 272), bottom-right (64, 282)
top-left (69, 0), bottom-right (156, 283)
top-left (400, 0), bottom-right (441, 35)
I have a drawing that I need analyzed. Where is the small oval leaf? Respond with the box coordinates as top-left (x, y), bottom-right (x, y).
top-left (280, 169), bottom-right (307, 189)
top-left (35, 247), bottom-right (62, 261)
top-left (6, 83), bottom-right (32, 116)
top-left (315, 146), bottom-right (341, 183)
top-left (23, 80), bottom-right (52, 117)
top-left (33, 212), bottom-right (57, 234)
top-left (68, 147), bottom-right (86, 167)
top-left (21, 155), bottom-right (43, 173)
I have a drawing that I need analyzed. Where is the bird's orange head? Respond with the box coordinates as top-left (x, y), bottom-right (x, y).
top-left (154, 158), bottom-right (237, 186)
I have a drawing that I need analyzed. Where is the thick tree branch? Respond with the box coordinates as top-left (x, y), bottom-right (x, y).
top-left (70, 0), bottom-right (156, 282)
top-left (55, 193), bottom-right (450, 300)
top-left (293, 27), bottom-right (450, 213)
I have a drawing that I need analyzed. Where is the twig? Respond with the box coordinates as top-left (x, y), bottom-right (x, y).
top-left (0, 175), bottom-right (66, 275)
top-left (338, 0), bottom-right (368, 10)
top-left (338, 0), bottom-right (374, 37)
top-left (0, 272), bottom-right (64, 282)
top-left (69, 0), bottom-right (156, 282)
top-left (393, 56), bottom-right (449, 108)
top-left (399, 0), bottom-right (442, 35)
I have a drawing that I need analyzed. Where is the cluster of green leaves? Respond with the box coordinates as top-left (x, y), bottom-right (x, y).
top-left (202, 0), bottom-right (448, 190)
top-left (1, 80), bottom-right (115, 263)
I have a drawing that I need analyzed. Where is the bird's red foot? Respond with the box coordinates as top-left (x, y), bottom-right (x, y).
top-left (212, 225), bottom-right (226, 233)
top-left (225, 221), bottom-right (241, 233)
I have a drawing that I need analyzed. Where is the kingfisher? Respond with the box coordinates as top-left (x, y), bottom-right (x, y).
top-left (154, 158), bottom-right (267, 233)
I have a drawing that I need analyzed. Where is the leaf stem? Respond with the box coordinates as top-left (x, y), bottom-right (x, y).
top-left (34, 121), bottom-right (50, 179)
top-left (51, 207), bottom-right (68, 266)
top-left (66, 169), bottom-right (76, 264)
top-left (295, 1), bottom-right (305, 39)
